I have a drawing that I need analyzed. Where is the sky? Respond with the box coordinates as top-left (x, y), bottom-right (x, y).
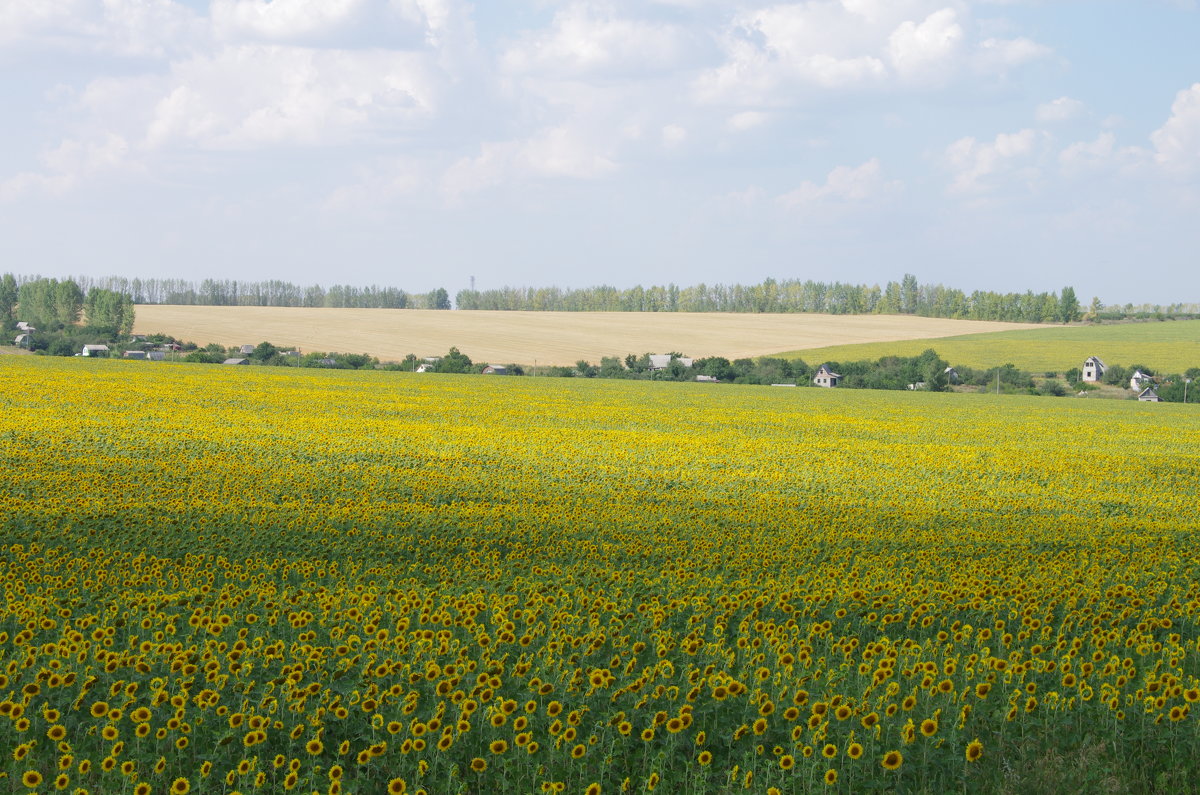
top-left (2, 0), bottom-right (1198, 305)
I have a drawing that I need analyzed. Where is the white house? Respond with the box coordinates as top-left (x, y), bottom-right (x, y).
top-left (482, 365), bottom-right (508, 375)
top-left (415, 363), bottom-right (435, 373)
top-left (81, 344), bottom-right (109, 357)
top-left (1130, 370), bottom-right (1153, 390)
top-left (1082, 356), bottom-right (1106, 383)
top-left (648, 354), bottom-right (693, 371)
top-left (1137, 386), bottom-right (1162, 402)
top-left (813, 364), bottom-right (841, 388)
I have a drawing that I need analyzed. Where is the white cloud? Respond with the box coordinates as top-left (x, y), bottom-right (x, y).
top-left (440, 125), bottom-right (620, 199)
top-left (501, 5), bottom-right (692, 78)
top-left (1151, 83), bottom-right (1200, 174)
top-left (1058, 132), bottom-right (1115, 174)
top-left (727, 111), bottom-right (769, 132)
top-left (661, 124), bottom-right (687, 146)
top-left (777, 158), bottom-right (893, 208)
top-left (0, 134), bottom-right (129, 200)
top-left (886, 8), bottom-right (964, 82)
top-left (974, 36), bottom-right (1051, 71)
top-left (142, 46), bottom-right (437, 150)
top-left (944, 128), bottom-right (1040, 194)
top-left (1036, 96), bottom-right (1085, 124)
top-left (0, 0), bottom-right (203, 57)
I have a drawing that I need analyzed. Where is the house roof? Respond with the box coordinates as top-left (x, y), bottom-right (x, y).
top-left (1085, 356), bottom-right (1106, 367)
top-left (1138, 387), bottom-right (1161, 400)
top-left (223, 358), bottom-right (249, 365)
top-left (82, 344), bottom-right (109, 351)
top-left (815, 364), bottom-right (841, 377)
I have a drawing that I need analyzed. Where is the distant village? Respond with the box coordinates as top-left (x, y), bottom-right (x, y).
top-left (10, 317), bottom-right (1193, 404)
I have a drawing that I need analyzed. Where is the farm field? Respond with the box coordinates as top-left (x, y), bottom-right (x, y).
top-left (3, 356), bottom-right (1200, 794)
top-left (773, 319), bottom-right (1200, 375)
top-left (131, 305), bottom-right (1041, 366)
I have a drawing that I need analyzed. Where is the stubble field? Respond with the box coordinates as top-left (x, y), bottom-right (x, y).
top-left (131, 306), bottom-right (1041, 366)
top-left (3, 356), bottom-right (1200, 794)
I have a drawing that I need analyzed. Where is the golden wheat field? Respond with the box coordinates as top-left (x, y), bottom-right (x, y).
top-left (3, 356), bottom-right (1200, 794)
top-left (131, 306), bottom-right (1041, 366)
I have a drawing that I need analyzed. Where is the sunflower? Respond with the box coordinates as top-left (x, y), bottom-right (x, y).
top-left (965, 739), bottom-right (983, 763)
top-left (470, 758), bottom-right (487, 772)
top-left (919, 718), bottom-right (938, 737)
top-left (847, 743), bottom-right (863, 760)
top-left (834, 705), bottom-right (852, 721)
top-left (387, 778), bottom-right (408, 794)
top-left (571, 744), bottom-right (586, 759)
top-left (305, 739), bottom-right (323, 756)
top-left (697, 751), bottom-right (712, 765)
top-left (822, 744), bottom-right (837, 759)
top-left (22, 770), bottom-right (43, 788)
top-left (170, 777), bottom-right (190, 794)
top-left (824, 769), bottom-right (838, 786)
top-left (882, 750), bottom-right (903, 770)
top-left (779, 754), bottom-right (795, 770)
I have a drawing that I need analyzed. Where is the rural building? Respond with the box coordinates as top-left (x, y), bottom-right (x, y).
top-left (239, 344), bottom-right (256, 355)
top-left (147, 351), bottom-right (166, 361)
top-left (317, 358), bottom-right (338, 367)
top-left (223, 358), bottom-right (249, 365)
top-left (770, 383), bottom-right (796, 387)
top-left (415, 363), bottom-right (434, 373)
top-left (482, 365), bottom-right (508, 375)
top-left (649, 354), bottom-right (694, 371)
top-left (1130, 370), bottom-right (1154, 390)
top-left (1138, 387), bottom-right (1162, 402)
top-left (13, 333), bottom-right (31, 348)
top-left (122, 350), bottom-right (147, 360)
top-left (907, 381), bottom-right (927, 390)
top-left (81, 344), bottom-right (109, 357)
top-left (1082, 356), bottom-right (1106, 382)
top-left (813, 364), bottom-right (841, 388)
top-left (695, 374), bottom-right (718, 382)
top-left (16, 321), bottom-right (35, 332)
top-left (944, 366), bottom-right (960, 384)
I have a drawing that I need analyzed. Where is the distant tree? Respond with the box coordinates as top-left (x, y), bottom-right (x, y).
top-left (435, 347), bottom-right (472, 373)
top-left (598, 357), bottom-right (626, 378)
top-left (252, 341), bottom-right (280, 362)
top-left (575, 360), bottom-right (598, 378)
top-left (1058, 286), bottom-right (1080, 324)
top-left (0, 273), bottom-right (16, 329)
top-left (1064, 367), bottom-right (1082, 386)
top-left (427, 288), bottom-right (451, 310)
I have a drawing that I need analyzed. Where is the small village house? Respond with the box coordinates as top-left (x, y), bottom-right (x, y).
top-left (81, 344), bottom-right (109, 357)
top-left (1138, 386), bottom-right (1162, 402)
top-left (223, 358), bottom-right (249, 365)
top-left (649, 354), bottom-right (693, 371)
top-left (482, 365), bottom-right (508, 375)
top-left (1082, 356), bottom-right (1106, 383)
top-left (239, 344), bottom-right (256, 355)
top-left (13, 333), bottom-right (31, 348)
top-left (1130, 369), bottom-right (1153, 390)
top-left (122, 350), bottom-right (147, 360)
top-left (147, 351), bottom-right (166, 361)
top-left (813, 364), bottom-right (841, 388)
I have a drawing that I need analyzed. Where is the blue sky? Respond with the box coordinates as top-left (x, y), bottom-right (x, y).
top-left (2, 0), bottom-right (1198, 305)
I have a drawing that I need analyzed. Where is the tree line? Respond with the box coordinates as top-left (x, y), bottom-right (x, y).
top-left (1, 275), bottom-right (134, 335)
top-left (455, 276), bottom-right (1093, 323)
top-left (59, 275), bottom-right (452, 310)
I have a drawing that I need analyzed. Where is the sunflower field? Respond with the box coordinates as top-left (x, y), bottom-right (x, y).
top-left (2, 356), bottom-right (1200, 794)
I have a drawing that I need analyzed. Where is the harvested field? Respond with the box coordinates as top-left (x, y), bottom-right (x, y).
top-left (132, 305), bottom-right (1041, 365)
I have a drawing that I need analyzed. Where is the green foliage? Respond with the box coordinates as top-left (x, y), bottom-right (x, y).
top-left (83, 288), bottom-right (135, 335)
top-left (434, 347), bottom-right (473, 373)
top-left (0, 273), bottom-right (17, 330)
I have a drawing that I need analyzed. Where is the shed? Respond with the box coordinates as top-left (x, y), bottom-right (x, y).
top-left (1082, 356), bottom-right (1106, 383)
top-left (14, 333), bottom-right (31, 348)
top-left (482, 365), bottom-right (508, 375)
top-left (695, 374), bottom-right (718, 382)
top-left (944, 366), bottom-right (960, 384)
top-left (415, 363), bottom-right (434, 373)
top-left (1130, 370), bottom-right (1153, 390)
top-left (147, 351), bottom-right (166, 361)
top-left (81, 344), bottom-right (109, 357)
top-left (123, 350), bottom-right (147, 360)
top-left (16, 321), bottom-right (35, 332)
top-left (239, 344), bottom-right (256, 355)
top-left (813, 364), bottom-right (841, 388)
top-left (223, 358), bottom-right (249, 365)
top-left (1137, 387), bottom-right (1162, 402)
